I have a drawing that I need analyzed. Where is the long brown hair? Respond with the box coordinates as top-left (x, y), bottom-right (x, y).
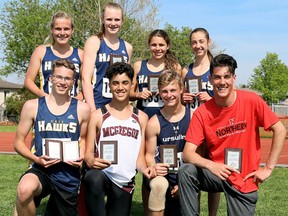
top-left (189, 27), bottom-right (213, 62)
top-left (148, 29), bottom-right (179, 71)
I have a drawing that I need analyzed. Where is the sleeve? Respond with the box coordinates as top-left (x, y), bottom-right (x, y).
top-left (185, 110), bottom-right (205, 146)
top-left (255, 94), bottom-right (279, 130)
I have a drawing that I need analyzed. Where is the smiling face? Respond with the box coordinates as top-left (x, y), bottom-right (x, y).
top-left (209, 66), bottom-right (236, 105)
top-left (51, 18), bottom-right (74, 45)
top-left (109, 73), bottom-right (132, 102)
top-left (190, 31), bottom-right (211, 58)
top-left (159, 80), bottom-right (183, 107)
top-left (50, 66), bottom-right (75, 95)
top-left (102, 7), bottom-right (123, 35)
top-left (149, 36), bottom-right (169, 60)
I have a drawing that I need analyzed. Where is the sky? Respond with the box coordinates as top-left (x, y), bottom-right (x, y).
top-left (1, 0), bottom-right (288, 85)
top-left (156, 0), bottom-right (288, 85)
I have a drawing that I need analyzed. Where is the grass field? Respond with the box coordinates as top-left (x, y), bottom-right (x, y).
top-left (0, 125), bottom-right (17, 132)
top-left (1, 154), bottom-right (288, 215)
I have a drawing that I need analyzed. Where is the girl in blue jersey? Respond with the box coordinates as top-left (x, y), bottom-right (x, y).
top-left (182, 27), bottom-right (220, 216)
top-left (131, 30), bottom-right (182, 215)
top-left (130, 29), bottom-right (182, 118)
top-left (82, 2), bottom-right (133, 111)
top-left (24, 11), bottom-right (83, 99)
top-left (182, 27), bottom-right (214, 111)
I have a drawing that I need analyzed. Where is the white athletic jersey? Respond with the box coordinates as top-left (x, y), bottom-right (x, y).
top-left (97, 106), bottom-right (141, 190)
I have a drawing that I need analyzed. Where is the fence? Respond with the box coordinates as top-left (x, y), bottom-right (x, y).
top-left (271, 104), bottom-right (288, 117)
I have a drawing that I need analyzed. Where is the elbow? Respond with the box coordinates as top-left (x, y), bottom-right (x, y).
top-left (13, 141), bottom-right (19, 154)
top-left (182, 147), bottom-right (197, 163)
top-left (23, 79), bottom-right (30, 90)
top-left (81, 78), bottom-right (93, 90)
top-left (276, 121), bottom-right (287, 139)
top-left (84, 154), bottom-right (93, 169)
top-left (281, 126), bottom-right (287, 140)
top-left (136, 157), bottom-right (146, 172)
top-left (182, 151), bottom-right (189, 163)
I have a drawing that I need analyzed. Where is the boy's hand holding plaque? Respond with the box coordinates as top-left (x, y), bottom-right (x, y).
top-left (45, 139), bottom-right (79, 162)
top-left (224, 148), bottom-right (242, 172)
top-left (109, 54), bottom-right (124, 65)
top-left (148, 75), bottom-right (160, 94)
top-left (186, 78), bottom-right (202, 94)
top-left (100, 141), bottom-right (118, 164)
top-left (160, 145), bottom-right (177, 168)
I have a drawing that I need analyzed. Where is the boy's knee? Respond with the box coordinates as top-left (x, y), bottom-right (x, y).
top-left (148, 176), bottom-right (169, 211)
top-left (149, 176), bottom-right (169, 193)
top-left (178, 163), bottom-right (197, 178)
top-left (17, 174), bottom-right (41, 202)
top-left (17, 183), bottom-right (35, 202)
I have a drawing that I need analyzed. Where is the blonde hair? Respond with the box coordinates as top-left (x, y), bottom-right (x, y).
top-left (43, 11), bottom-right (74, 45)
top-left (158, 70), bottom-right (184, 90)
top-left (97, 2), bottom-right (124, 39)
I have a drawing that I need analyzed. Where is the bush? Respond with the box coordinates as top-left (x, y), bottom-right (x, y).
top-left (5, 88), bottom-right (36, 123)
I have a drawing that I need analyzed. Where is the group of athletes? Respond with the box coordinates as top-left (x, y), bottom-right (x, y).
top-left (13, 2), bottom-right (286, 216)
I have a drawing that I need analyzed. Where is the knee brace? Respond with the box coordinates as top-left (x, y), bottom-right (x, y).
top-left (148, 176), bottom-right (169, 211)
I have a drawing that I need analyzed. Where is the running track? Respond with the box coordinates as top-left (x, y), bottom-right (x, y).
top-left (0, 132), bottom-right (287, 167)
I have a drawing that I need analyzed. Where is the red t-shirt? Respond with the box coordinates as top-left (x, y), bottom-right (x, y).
top-left (185, 90), bottom-right (279, 193)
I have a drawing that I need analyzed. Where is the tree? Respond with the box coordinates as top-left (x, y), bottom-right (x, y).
top-left (0, 0), bottom-right (58, 76)
top-left (0, 0), bottom-right (160, 121)
top-left (164, 24), bottom-right (222, 68)
top-left (164, 24), bottom-right (193, 67)
top-left (0, 0), bottom-right (159, 76)
top-left (249, 52), bottom-right (288, 104)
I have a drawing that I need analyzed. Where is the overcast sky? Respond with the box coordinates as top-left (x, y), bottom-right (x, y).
top-left (1, 0), bottom-right (288, 85)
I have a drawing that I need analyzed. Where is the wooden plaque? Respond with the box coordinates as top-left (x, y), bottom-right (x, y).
top-left (160, 145), bottom-right (177, 168)
top-left (100, 140), bottom-right (118, 164)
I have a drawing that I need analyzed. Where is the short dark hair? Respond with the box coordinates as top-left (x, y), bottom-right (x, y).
top-left (105, 62), bottom-right (134, 81)
top-left (52, 59), bottom-right (76, 77)
top-left (210, 54), bottom-right (238, 75)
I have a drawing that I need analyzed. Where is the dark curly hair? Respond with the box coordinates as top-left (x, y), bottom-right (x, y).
top-left (105, 62), bottom-right (134, 81)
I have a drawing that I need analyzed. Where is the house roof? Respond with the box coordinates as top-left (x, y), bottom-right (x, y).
top-left (0, 79), bottom-right (23, 90)
top-left (238, 87), bottom-right (262, 96)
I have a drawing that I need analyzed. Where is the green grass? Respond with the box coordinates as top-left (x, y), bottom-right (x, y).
top-left (0, 126), bottom-right (17, 132)
top-left (1, 154), bottom-right (288, 215)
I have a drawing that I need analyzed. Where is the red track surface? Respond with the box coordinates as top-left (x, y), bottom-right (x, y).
top-left (0, 132), bottom-right (287, 166)
top-left (0, 132), bottom-right (33, 153)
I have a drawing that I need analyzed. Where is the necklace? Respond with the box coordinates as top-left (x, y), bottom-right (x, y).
top-left (170, 122), bottom-right (180, 137)
top-left (161, 108), bottom-right (182, 137)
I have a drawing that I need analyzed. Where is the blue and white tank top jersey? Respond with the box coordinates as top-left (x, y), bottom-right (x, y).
top-left (33, 97), bottom-right (80, 193)
top-left (39, 46), bottom-right (81, 97)
top-left (155, 107), bottom-right (191, 184)
top-left (136, 60), bottom-right (164, 118)
top-left (92, 38), bottom-right (129, 109)
top-left (185, 63), bottom-right (213, 111)
top-left (97, 106), bottom-right (141, 192)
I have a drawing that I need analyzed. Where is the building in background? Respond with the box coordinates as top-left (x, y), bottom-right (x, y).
top-left (0, 79), bottom-right (23, 122)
